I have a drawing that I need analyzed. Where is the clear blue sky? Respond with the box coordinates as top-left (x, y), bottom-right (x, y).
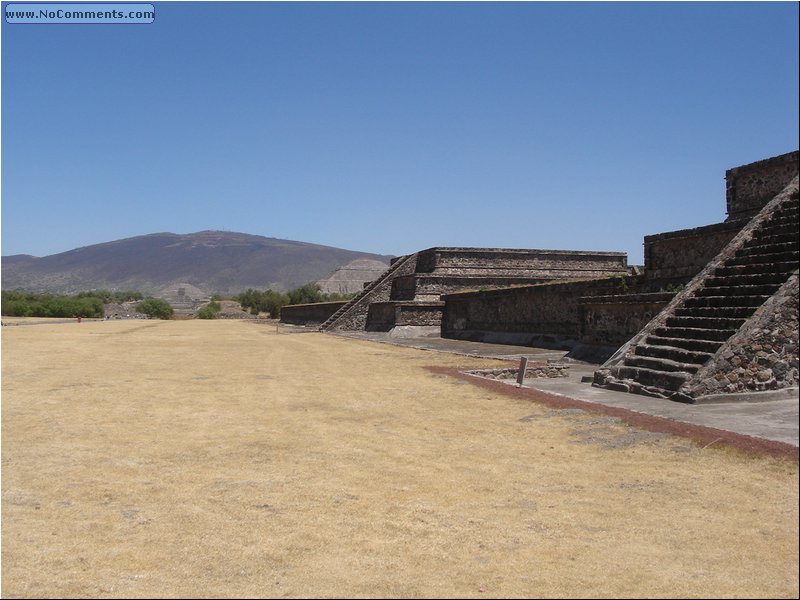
top-left (2, 1), bottom-right (798, 264)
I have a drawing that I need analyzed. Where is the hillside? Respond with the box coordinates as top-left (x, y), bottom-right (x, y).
top-left (1, 231), bottom-right (393, 297)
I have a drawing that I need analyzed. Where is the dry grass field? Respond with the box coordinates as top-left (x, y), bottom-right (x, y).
top-left (2, 319), bottom-right (798, 598)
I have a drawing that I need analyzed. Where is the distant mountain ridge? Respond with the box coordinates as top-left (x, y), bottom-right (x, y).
top-left (1, 231), bottom-right (393, 297)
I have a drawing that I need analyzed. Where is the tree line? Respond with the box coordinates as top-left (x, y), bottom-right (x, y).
top-left (235, 283), bottom-right (355, 318)
top-left (1, 290), bottom-right (172, 319)
top-left (2, 283), bottom-right (356, 320)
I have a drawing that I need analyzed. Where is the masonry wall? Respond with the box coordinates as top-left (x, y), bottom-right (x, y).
top-left (643, 220), bottom-right (747, 281)
top-left (367, 302), bottom-right (443, 330)
top-left (416, 247), bottom-right (629, 276)
top-left (579, 292), bottom-right (675, 348)
top-left (280, 301), bottom-right (347, 325)
top-left (442, 276), bottom-right (635, 349)
top-left (726, 151), bottom-right (799, 221)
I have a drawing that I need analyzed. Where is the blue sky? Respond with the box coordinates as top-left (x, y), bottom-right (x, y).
top-left (2, 1), bottom-right (798, 264)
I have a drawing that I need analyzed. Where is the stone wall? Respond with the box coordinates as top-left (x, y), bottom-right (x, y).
top-left (678, 273), bottom-right (799, 398)
top-left (643, 220), bottom-right (747, 282)
top-left (726, 151), bottom-right (799, 221)
top-left (578, 292), bottom-right (675, 350)
top-left (416, 247), bottom-right (628, 276)
top-left (280, 301), bottom-right (348, 325)
top-left (391, 274), bottom-right (551, 301)
top-left (367, 302), bottom-right (443, 330)
top-left (442, 276), bottom-right (636, 349)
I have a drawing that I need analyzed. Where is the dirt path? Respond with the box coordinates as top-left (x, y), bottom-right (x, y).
top-left (2, 319), bottom-right (798, 598)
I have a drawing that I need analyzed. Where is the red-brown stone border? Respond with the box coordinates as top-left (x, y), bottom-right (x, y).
top-left (426, 366), bottom-right (799, 463)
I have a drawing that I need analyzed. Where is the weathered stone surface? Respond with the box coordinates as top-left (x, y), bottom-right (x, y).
top-left (726, 150), bottom-right (799, 221)
top-left (680, 273), bottom-right (799, 397)
top-left (465, 363), bottom-right (570, 381)
top-left (316, 259), bottom-right (391, 295)
top-left (328, 247), bottom-right (630, 332)
top-left (280, 301), bottom-right (348, 325)
top-left (643, 220), bottom-right (746, 281)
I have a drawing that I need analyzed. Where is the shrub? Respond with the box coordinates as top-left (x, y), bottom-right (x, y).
top-left (197, 301), bottom-right (221, 319)
top-left (135, 298), bottom-right (174, 319)
top-left (1, 291), bottom-right (103, 318)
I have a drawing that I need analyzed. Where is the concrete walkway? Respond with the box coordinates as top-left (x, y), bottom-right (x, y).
top-left (330, 330), bottom-right (799, 447)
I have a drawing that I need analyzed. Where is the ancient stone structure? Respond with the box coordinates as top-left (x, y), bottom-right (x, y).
top-left (725, 150), bottom-right (799, 221)
top-left (594, 173), bottom-right (798, 402)
top-left (316, 258), bottom-right (391, 295)
top-left (319, 248), bottom-right (630, 332)
top-left (280, 301), bottom-right (348, 326)
top-left (156, 282), bottom-right (209, 315)
top-left (442, 152), bottom-right (799, 374)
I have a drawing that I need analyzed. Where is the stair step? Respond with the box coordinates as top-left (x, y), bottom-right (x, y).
top-left (613, 366), bottom-right (691, 392)
top-left (665, 315), bottom-right (747, 330)
top-left (695, 284), bottom-right (782, 297)
top-left (735, 240), bottom-right (799, 258)
top-left (634, 344), bottom-right (714, 371)
top-left (768, 211), bottom-right (799, 225)
top-left (645, 335), bottom-right (723, 354)
top-left (704, 273), bottom-right (790, 287)
top-left (714, 262), bottom-right (797, 277)
top-left (634, 343), bottom-right (714, 365)
top-left (673, 306), bottom-right (756, 319)
top-left (654, 326), bottom-right (738, 341)
top-left (755, 222), bottom-right (799, 238)
top-left (726, 250), bottom-right (799, 267)
top-left (625, 355), bottom-right (701, 373)
top-left (683, 294), bottom-right (770, 308)
top-left (748, 231), bottom-right (799, 246)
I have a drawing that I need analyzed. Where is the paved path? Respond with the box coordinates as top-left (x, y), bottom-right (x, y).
top-left (331, 330), bottom-right (799, 447)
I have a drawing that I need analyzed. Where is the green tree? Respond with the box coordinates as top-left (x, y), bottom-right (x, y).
top-left (135, 298), bottom-right (174, 319)
top-left (287, 283), bottom-right (323, 305)
top-left (197, 301), bottom-right (221, 319)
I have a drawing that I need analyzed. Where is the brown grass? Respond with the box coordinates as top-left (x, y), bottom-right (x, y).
top-left (2, 319), bottom-right (798, 598)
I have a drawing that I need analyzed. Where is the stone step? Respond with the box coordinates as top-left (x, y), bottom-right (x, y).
top-left (673, 306), bottom-right (756, 319)
top-left (665, 315), bottom-right (747, 330)
top-left (645, 335), bottom-right (723, 354)
top-left (704, 272), bottom-right (791, 287)
top-left (634, 343), bottom-right (714, 365)
top-left (683, 294), bottom-right (770, 308)
top-left (613, 366), bottom-right (691, 391)
top-left (714, 262), bottom-right (797, 277)
top-left (725, 249), bottom-right (799, 267)
top-left (654, 326), bottom-right (738, 341)
top-left (749, 231), bottom-right (799, 246)
top-left (773, 202), bottom-right (799, 215)
top-left (755, 222), bottom-right (799, 238)
top-left (694, 283), bottom-right (782, 297)
top-left (625, 354), bottom-right (701, 373)
top-left (766, 209), bottom-right (799, 224)
top-left (735, 240), bottom-right (799, 258)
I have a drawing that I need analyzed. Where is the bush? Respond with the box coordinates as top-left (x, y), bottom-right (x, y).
top-left (287, 283), bottom-right (324, 305)
top-left (236, 288), bottom-right (289, 318)
top-left (1, 291), bottom-right (103, 318)
top-left (197, 301), bottom-right (221, 319)
top-left (77, 290), bottom-right (144, 303)
top-left (135, 298), bottom-right (174, 319)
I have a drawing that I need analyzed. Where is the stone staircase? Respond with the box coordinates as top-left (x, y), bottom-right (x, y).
top-left (594, 178), bottom-right (799, 401)
top-left (319, 253), bottom-right (419, 331)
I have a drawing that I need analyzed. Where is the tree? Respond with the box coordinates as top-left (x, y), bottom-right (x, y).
top-left (136, 298), bottom-right (174, 319)
top-left (287, 283), bottom-right (323, 305)
top-left (197, 301), bottom-right (221, 319)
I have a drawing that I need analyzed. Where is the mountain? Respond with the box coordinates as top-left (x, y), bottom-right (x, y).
top-left (1, 231), bottom-right (393, 297)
